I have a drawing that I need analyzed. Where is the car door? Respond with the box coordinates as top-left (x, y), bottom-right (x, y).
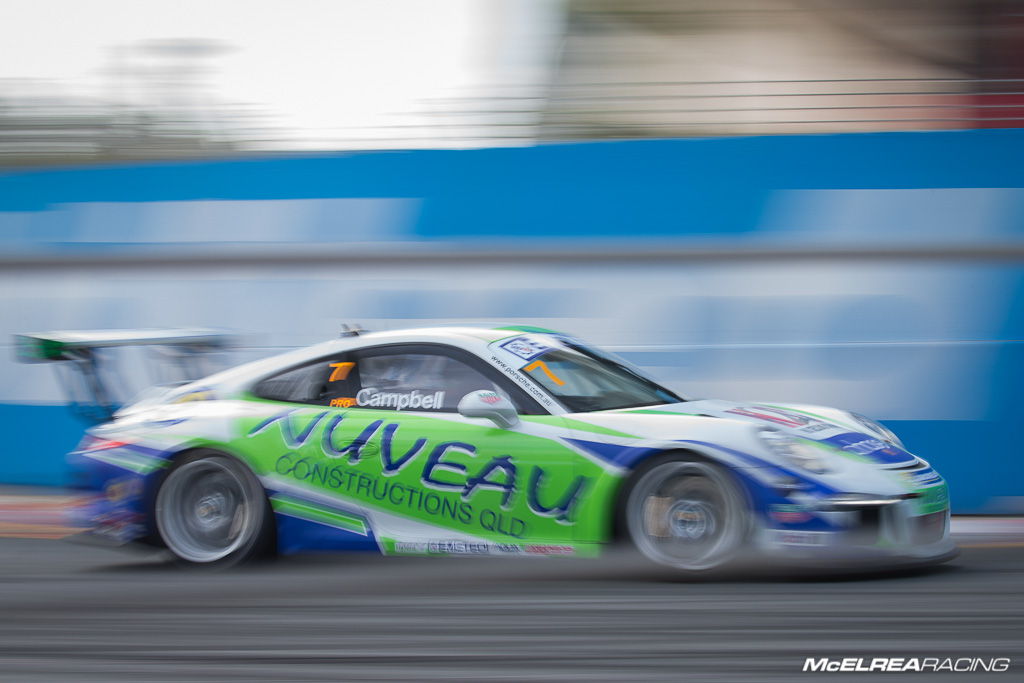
top-left (243, 343), bottom-right (589, 555)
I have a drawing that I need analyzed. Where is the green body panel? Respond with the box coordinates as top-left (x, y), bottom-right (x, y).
top-left (909, 480), bottom-right (949, 515)
top-left (229, 399), bottom-right (624, 548)
top-left (523, 415), bottom-right (638, 440)
top-left (493, 325), bottom-right (565, 335)
top-left (270, 494), bottom-right (369, 534)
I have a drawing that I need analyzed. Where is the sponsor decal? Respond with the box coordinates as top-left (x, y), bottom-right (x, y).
top-left (431, 540), bottom-right (530, 555)
top-left (393, 540), bottom-right (529, 556)
top-left (104, 477), bottom-right (142, 503)
top-left (393, 541), bottom-right (428, 554)
top-left (355, 388), bottom-right (445, 411)
top-left (726, 406), bottom-right (832, 433)
top-left (90, 507), bottom-right (145, 543)
top-left (766, 529), bottom-right (832, 547)
top-left (498, 336), bottom-right (551, 361)
top-left (904, 469), bottom-right (942, 487)
top-left (250, 410), bottom-right (591, 536)
top-left (841, 438), bottom-right (888, 456)
top-left (478, 391), bottom-right (502, 405)
top-left (479, 508), bottom-right (527, 537)
top-left (768, 503), bottom-right (813, 524)
top-left (172, 388), bottom-right (213, 404)
top-left (426, 540), bottom-right (492, 555)
top-left (488, 354), bottom-right (555, 407)
top-left (912, 480), bottom-right (948, 515)
top-left (274, 452), bottom-right (476, 526)
top-left (330, 397), bottom-right (357, 408)
top-left (524, 544), bottom-right (574, 556)
top-left (391, 540), bottom-right (576, 557)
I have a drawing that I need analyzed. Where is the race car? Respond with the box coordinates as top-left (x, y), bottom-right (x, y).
top-left (17, 325), bottom-right (956, 571)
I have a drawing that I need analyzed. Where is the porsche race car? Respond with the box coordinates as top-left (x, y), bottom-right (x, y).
top-left (17, 325), bottom-right (956, 571)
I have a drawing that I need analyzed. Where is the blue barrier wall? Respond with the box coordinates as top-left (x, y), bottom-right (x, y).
top-left (0, 404), bottom-right (82, 487)
top-left (1, 129), bottom-right (1022, 512)
top-left (3, 129), bottom-right (1024, 243)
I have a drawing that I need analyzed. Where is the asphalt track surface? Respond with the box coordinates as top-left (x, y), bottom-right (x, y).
top-left (0, 539), bottom-right (1020, 682)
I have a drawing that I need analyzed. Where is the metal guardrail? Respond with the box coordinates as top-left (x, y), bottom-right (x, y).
top-left (264, 78), bottom-right (1024, 149)
top-left (451, 77), bottom-right (1024, 140)
top-left (2, 78), bottom-right (1024, 157)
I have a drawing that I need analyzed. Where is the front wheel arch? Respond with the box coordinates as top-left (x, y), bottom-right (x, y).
top-left (612, 450), bottom-right (751, 571)
top-left (612, 450), bottom-right (715, 540)
top-left (152, 447), bottom-right (276, 566)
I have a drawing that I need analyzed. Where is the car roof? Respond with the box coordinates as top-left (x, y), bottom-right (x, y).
top-left (344, 324), bottom-right (565, 344)
top-left (199, 325), bottom-right (565, 394)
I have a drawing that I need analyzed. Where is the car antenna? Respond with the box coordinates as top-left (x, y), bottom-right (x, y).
top-left (340, 323), bottom-right (365, 338)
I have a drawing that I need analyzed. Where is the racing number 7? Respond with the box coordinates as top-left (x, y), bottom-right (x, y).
top-left (523, 359), bottom-right (565, 386)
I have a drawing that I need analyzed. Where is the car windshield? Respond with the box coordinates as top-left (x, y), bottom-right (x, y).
top-left (515, 339), bottom-right (683, 412)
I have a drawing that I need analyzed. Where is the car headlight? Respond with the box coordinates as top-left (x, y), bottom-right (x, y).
top-left (850, 413), bottom-right (903, 448)
top-left (757, 428), bottom-right (833, 474)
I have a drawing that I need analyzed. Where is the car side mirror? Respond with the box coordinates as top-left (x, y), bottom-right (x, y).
top-left (457, 390), bottom-right (520, 429)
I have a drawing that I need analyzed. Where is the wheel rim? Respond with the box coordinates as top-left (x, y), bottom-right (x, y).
top-left (627, 461), bottom-right (744, 571)
top-left (156, 457), bottom-right (260, 563)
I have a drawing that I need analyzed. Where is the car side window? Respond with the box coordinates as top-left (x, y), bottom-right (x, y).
top-left (351, 351), bottom-right (504, 413)
top-left (253, 345), bottom-right (544, 413)
top-left (253, 357), bottom-right (354, 405)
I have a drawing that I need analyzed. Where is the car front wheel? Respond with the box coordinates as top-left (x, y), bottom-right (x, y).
top-left (623, 456), bottom-right (747, 572)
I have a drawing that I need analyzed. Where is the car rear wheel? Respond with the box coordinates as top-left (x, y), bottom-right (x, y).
top-left (623, 456), bottom-right (747, 572)
top-left (155, 451), bottom-right (273, 567)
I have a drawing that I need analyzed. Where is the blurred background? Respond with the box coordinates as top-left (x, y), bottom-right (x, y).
top-left (2, 0), bottom-right (1023, 514)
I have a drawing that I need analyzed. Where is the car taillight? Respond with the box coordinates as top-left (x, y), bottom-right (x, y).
top-left (76, 436), bottom-right (130, 452)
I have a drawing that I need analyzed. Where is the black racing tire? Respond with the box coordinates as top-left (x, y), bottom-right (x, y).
top-left (618, 453), bottom-right (748, 572)
top-left (155, 450), bottom-right (275, 567)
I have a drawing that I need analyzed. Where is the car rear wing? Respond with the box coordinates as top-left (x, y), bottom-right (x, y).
top-left (15, 329), bottom-right (233, 363)
top-left (14, 329), bottom-right (237, 425)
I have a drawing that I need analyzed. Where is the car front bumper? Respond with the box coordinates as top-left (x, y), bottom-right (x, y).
top-left (753, 498), bottom-right (957, 568)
